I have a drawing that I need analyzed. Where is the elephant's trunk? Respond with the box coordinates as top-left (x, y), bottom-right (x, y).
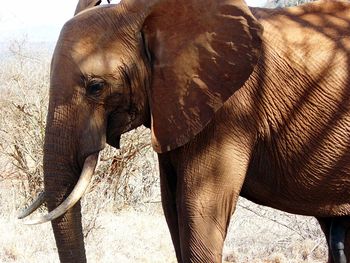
top-left (43, 150), bottom-right (87, 262)
top-left (40, 107), bottom-right (89, 263)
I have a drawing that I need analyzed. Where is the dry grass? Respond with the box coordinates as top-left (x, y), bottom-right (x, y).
top-left (0, 183), bottom-right (328, 263)
top-left (0, 184), bottom-right (176, 263)
top-left (0, 39), bottom-right (328, 262)
top-left (223, 201), bottom-right (328, 262)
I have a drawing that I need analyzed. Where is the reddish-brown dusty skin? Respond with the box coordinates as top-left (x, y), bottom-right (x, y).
top-left (21, 0), bottom-right (350, 262)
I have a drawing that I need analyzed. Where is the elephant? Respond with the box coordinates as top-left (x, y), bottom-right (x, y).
top-left (19, 0), bottom-right (350, 262)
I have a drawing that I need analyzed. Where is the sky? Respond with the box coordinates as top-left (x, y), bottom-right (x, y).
top-left (0, 0), bottom-right (266, 42)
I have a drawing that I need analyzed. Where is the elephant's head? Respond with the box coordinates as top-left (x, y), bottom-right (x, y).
top-left (20, 0), bottom-right (262, 261)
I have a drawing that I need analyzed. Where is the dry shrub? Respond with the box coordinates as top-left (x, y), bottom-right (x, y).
top-left (90, 128), bottom-right (159, 210)
top-left (224, 198), bottom-right (328, 262)
top-left (82, 129), bottom-right (159, 237)
top-left (0, 38), bottom-right (50, 204)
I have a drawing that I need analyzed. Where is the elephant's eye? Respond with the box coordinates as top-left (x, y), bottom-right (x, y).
top-left (87, 80), bottom-right (105, 96)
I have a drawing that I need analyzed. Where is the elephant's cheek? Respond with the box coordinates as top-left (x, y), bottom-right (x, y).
top-left (77, 110), bottom-right (108, 162)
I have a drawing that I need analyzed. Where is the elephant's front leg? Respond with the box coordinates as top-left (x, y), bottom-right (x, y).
top-left (158, 153), bottom-right (182, 262)
top-left (173, 141), bottom-right (250, 262)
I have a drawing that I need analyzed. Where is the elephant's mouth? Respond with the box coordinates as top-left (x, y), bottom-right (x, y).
top-left (18, 153), bottom-right (99, 224)
top-left (106, 129), bottom-right (121, 149)
top-left (106, 109), bottom-right (129, 149)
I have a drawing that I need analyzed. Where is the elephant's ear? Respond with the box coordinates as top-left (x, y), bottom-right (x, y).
top-left (74, 0), bottom-right (110, 15)
top-left (142, 0), bottom-right (262, 152)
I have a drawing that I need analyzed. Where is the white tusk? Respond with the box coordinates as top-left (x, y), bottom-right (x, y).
top-left (18, 191), bottom-right (46, 219)
top-left (23, 153), bottom-right (99, 225)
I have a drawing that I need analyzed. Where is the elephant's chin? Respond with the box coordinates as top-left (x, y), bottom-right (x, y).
top-left (106, 132), bottom-right (121, 149)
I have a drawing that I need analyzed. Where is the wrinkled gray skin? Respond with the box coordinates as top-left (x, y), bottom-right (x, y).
top-left (28, 0), bottom-right (350, 262)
